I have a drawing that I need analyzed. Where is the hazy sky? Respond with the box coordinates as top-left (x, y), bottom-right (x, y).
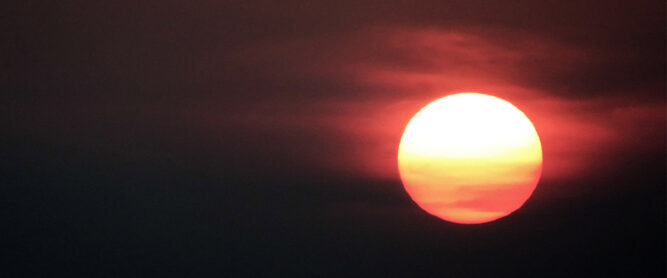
top-left (3, 1), bottom-right (665, 276)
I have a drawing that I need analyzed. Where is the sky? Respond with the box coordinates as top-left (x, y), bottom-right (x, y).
top-left (2, 1), bottom-right (665, 276)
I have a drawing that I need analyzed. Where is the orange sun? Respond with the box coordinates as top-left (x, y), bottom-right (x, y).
top-left (398, 93), bottom-right (543, 224)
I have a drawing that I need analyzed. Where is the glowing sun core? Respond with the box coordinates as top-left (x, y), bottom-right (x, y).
top-left (398, 93), bottom-right (543, 224)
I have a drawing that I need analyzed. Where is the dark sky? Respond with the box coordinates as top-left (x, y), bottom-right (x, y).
top-left (2, 1), bottom-right (665, 276)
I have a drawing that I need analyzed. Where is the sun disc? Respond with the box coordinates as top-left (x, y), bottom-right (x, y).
top-left (398, 93), bottom-right (542, 224)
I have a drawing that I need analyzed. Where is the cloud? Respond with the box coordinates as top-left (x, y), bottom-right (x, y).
top-left (190, 25), bottom-right (662, 189)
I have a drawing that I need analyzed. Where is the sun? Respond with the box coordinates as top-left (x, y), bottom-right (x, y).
top-left (398, 93), bottom-right (543, 224)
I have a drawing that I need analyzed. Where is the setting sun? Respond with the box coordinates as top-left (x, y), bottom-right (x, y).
top-left (398, 93), bottom-right (543, 224)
